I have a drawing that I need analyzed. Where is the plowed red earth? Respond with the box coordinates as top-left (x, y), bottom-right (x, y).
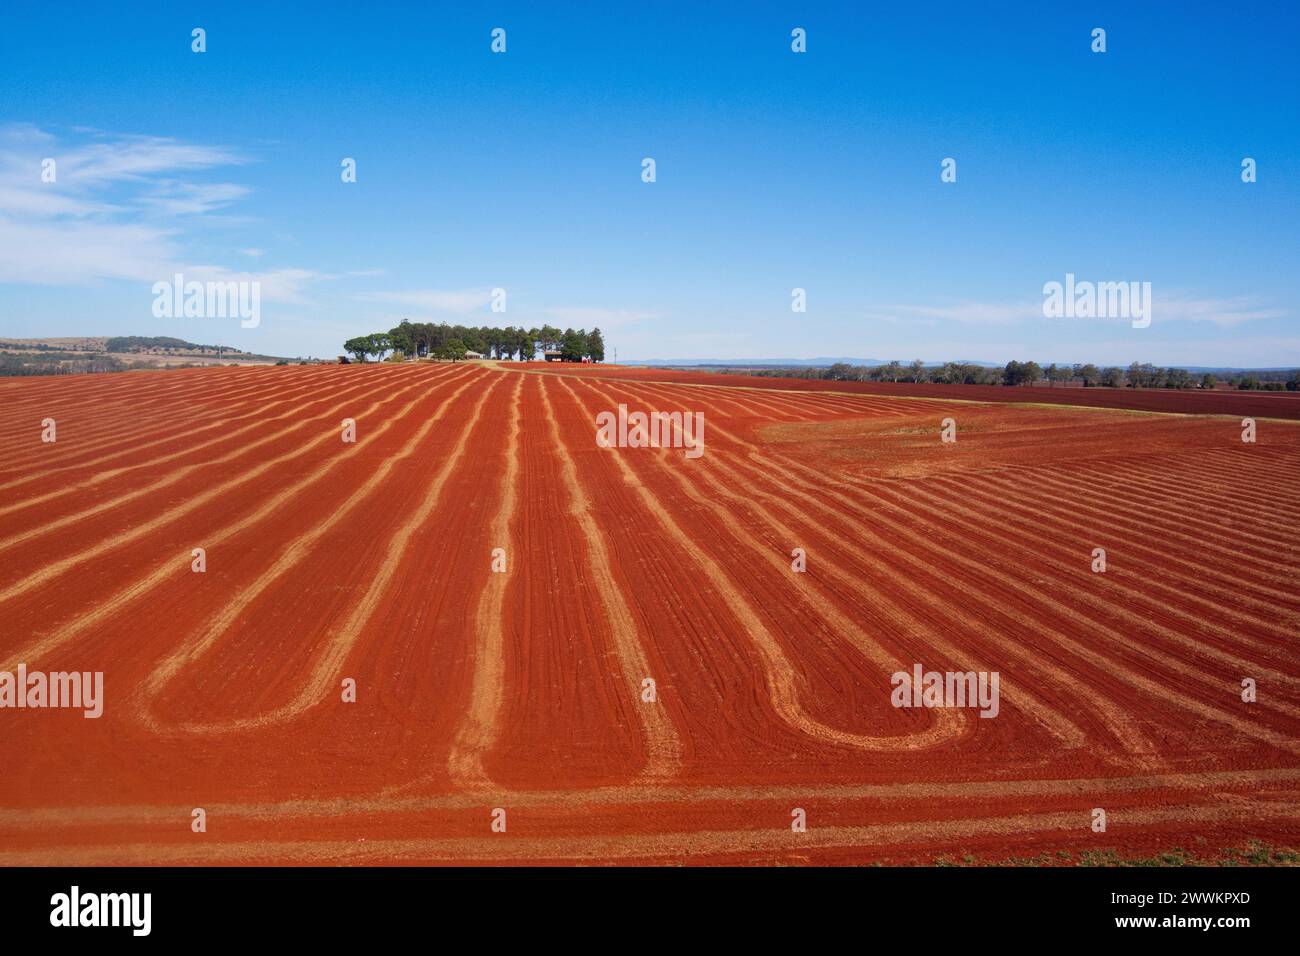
top-left (1, 362), bottom-right (1297, 865)
top-left (549, 364), bottom-right (1300, 420)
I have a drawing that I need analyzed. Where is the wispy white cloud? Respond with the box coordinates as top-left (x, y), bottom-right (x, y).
top-left (865, 301), bottom-right (1039, 326)
top-left (353, 288), bottom-right (492, 314)
top-left (53, 138), bottom-right (246, 186)
top-left (864, 291), bottom-right (1288, 330)
top-left (0, 183), bottom-right (121, 218)
top-left (1150, 293), bottom-right (1287, 329)
top-left (180, 265), bottom-right (325, 304)
top-left (0, 217), bottom-right (175, 284)
top-left (138, 181), bottom-right (251, 216)
top-left (0, 125), bottom-right (316, 301)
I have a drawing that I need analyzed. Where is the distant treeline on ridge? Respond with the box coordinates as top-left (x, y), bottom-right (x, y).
top-left (747, 360), bottom-right (1300, 391)
top-left (104, 336), bottom-right (237, 353)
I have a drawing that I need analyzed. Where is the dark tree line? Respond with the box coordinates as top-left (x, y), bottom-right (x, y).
top-left (748, 360), bottom-right (1300, 390)
top-left (343, 321), bottom-right (604, 364)
top-left (0, 352), bottom-right (185, 376)
top-left (104, 336), bottom-right (231, 353)
top-left (1231, 370), bottom-right (1300, 391)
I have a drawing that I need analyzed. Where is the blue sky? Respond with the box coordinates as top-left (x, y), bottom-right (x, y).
top-left (1, 1), bottom-right (1296, 364)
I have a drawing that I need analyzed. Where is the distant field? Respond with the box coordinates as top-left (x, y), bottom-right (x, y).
top-left (564, 364), bottom-right (1300, 420)
top-left (0, 362), bottom-right (1297, 864)
top-left (0, 336), bottom-right (285, 374)
top-left (0, 337), bottom-right (111, 352)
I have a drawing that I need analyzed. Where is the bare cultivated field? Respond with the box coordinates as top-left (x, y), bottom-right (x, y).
top-left (0, 362), bottom-right (1297, 864)
top-left (572, 364), bottom-right (1300, 421)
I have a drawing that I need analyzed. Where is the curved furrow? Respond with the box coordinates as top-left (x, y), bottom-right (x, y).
top-left (578, 378), bottom-right (1095, 751)
top-left (0, 365), bottom-right (408, 485)
top-left (0, 366), bottom-right (477, 661)
top-left (687, 409), bottom-right (1300, 754)
top-left (590, 380), bottom-right (1164, 760)
top-left (0, 367), bottom-right (427, 519)
top-left (984, 466), bottom-right (1300, 573)
top-left (139, 372), bottom-right (500, 733)
top-left (922, 471), bottom-right (1300, 631)
top-left (557, 375), bottom-right (968, 753)
top-left (1064, 459), bottom-right (1300, 545)
top-left (0, 365), bottom-right (433, 561)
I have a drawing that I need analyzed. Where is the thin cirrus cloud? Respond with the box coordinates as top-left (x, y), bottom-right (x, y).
top-left (866, 294), bottom-right (1284, 330)
top-left (180, 266), bottom-right (324, 305)
top-left (137, 181), bottom-right (252, 217)
top-left (41, 130), bottom-right (247, 185)
top-left (0, 124), bottom-right (318, 302)
top-left (1149, 293), bottom-right (1286, 329)
top-left (353, 288), bottom-right (493, 314)
top-left (866, 301), bottom-right (1040, 327)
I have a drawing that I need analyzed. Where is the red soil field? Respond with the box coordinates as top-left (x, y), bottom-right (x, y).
top-left (1, 362), bottom-right (1297, 865)
top-left (549, 363), bottom-right (1300, 420)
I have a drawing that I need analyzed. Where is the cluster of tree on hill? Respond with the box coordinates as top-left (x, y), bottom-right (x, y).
top-left (749, 360), bottom-right (1300, 391)
top-left (104, 336), bottom-right (238, 353)
top-left (342, 320), bottom-right (605, 363)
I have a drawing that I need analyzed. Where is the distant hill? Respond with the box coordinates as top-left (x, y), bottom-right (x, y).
top-left (103, 335), bottom-right (246, 354)
top-left (0, 335), bottom-right (246, 355)
top-left (0, 335), bottom-right (295, 376)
